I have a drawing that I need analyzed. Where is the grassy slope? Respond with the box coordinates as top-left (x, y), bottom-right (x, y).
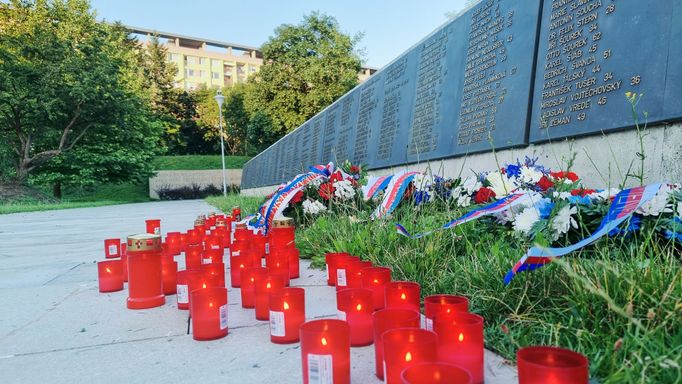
top-left (154, 155), bottom-right (251, 170)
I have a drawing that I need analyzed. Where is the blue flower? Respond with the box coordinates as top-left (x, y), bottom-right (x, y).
top-left (505, 164), bottom-right (521, 178)
top-left (568, 195), bottom-right (592, 205)
top-left (608, 215), bottom-right (642, 237)
top-left (535, 198), bottom-right (555, 219)
top-left (414, 191), bottom-right (431, 205)
top-left (663, 217), bottom-right (682, 242)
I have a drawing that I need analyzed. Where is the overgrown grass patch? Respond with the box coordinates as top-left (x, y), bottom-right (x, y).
top-left (154, 155), bottom-right (250, 170)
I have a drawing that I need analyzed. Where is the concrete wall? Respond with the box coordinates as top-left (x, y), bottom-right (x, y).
top-left (149, 169), bottom-right (242, 199)
top-left (241, 122), bottom-right (682, 197)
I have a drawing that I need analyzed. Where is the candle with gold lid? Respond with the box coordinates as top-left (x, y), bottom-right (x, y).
top-left (126, 233), bottom-right (164, 309)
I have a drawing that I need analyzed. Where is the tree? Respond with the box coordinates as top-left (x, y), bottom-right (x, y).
top-left (195, 85), bottom-right (249, 155)
top-left (246, 111), bottom-right (276, 156)
top-left (0, 0), bottom-right (163, 190)
top-left (246, 12), bottom-right (363, 134)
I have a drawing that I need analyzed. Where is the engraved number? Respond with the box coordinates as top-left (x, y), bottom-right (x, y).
top-left (606, 4), bottom-right (616, 14)
top-left (593, 32), bottom-right (602, 41)
top-left (592, 65), bottom-right (601, 73)
top-left (630, 75), bottom-right (641, 85)
top-left (588, 44), bottom-right (598, 53)
top-left (598, 97), bottom-right (608, 106)
top-left (577, 113), bottom-right (587, 121)
top-left (604, 72), bottom-right (613, 81)
top-left (507, 35), bottom-right (514, 42)
top-left (603, 49), bottom-right (612, 59)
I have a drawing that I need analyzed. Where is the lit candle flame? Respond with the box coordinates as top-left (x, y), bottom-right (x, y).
top-left (404, 351), bottom-right (412, 362)
top-left (356, 303), bottom-right (362, 311)
top-left (266, 282), bottom-right (271, 289)
top-left (250, 277), bottom-right (255, 283)
top-left (321, 337), bottom-right (328, 346)
top-left (446, 308), bottom-right (451, 313)
top-left (202, 283), bottom-right (207, 289)
top-left (239, 264), bottom-right (244, 268)
top-left (400, 293), bottom-right (407, 300)
top-left (283, 301), bottom-right (290, 310)
top-left (105, 267), bottom-right (111, 273)
top-left (458, 333), bottom-right (464, 342)
top-left (209, 302), bottom-right (213, 308)
top-left (373, 279), bottom-right (379, 284)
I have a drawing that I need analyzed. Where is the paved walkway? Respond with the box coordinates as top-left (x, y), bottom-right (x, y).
top-left (0, 201), bottom-right (516, 383)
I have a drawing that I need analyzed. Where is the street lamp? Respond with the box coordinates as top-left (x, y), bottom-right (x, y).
top-left (214, 90), bottom-right (227, 197)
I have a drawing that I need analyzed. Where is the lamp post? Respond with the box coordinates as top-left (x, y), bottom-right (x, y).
top-left (214, 90), bottom-right (227, 197)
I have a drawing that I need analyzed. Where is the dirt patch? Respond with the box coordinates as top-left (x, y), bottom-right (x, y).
top-left (0, 183), bottom-right (57, 203)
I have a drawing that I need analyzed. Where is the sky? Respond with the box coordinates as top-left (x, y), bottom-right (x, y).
top-left (89, 0), bottom-right (469, 69)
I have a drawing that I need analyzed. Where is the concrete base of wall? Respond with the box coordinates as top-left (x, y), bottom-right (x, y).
top-left (149, 169), bottom-right (242, 199)
top-left (241, 123), bottom-right (681, 197)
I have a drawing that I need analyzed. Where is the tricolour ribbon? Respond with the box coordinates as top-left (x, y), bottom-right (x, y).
top-left (504, 183), bottom-right (663, 284)
top-left (372, 171), bottom-right (419, 219)
top-left (362, 175), bottom-right (393, 201)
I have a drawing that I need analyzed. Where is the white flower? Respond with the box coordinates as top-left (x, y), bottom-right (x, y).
top-left (302, 199), bottom-right (327, 215)
top-left (519, 166), bottom-right (543, 184)
top-left (413, 174), bottom-right (433, 192)
top-left (456, 193), bottom-right (471, 208)
top-left (486, 171), bottom-right (515, 198)
top-left (552, 191), bottom-right (572, 200)
top-left (513, 207), bottom-right (540, 235)
top-left (333, 179), bottom-right (355, 200)
top-left (676, 202), bottom-right (682, 219)
top-left (494, 209), bottom-right (516, 225)
top-left (551, 205), bottom-right (578, 241)
top-left (309, 177), bottom-right (324, 188)
top-left (589, 188), bottom-right (621, 201)
top-left (636, 185), bottom-right (672, 216)
top-left (461, 177), bottom-right (482, 195)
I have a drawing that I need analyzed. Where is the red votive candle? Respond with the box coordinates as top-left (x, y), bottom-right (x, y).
top-left (165, 232), bottom-right (182, 254)
top-left (433, 313), bottom-right (484, 384)
top-left (362, 266), bottom-right (392, 310)
top-left (203, 248), bottom-right (223, 265)
top-left (385, 281), bottom-right (420, 312)
top-left (269, 287), bottom-right (305, 344)
top-left (517, 346), bottom-right (589, 384)
top-left (254, 271), bottom-right (287, 320)
top-left (97, 260), bottom-right (123, 292)
top-left (145, 219), bottom-right (161, 235)
top-left (179, 232), bottom-right (188, 252)
top-left (336, 288), bottom-right (374, 346)
top-left (126, 234), bottom-right (165, 309)
top-left (288, 246), bottom-right (301, 279)
top-left (401, 362), bottom-right (472, 384)
top-left (240, 267), bottom-right (266, 308)
top-left (266, 249), bottom-right (290, 278)
top-left (252, 233), bottom-right (268, 257)
top-left (300, 319), bottom-right (350, 384)
top-left (190, 286), bottom-right (228, 340)
top-left (186, 228), bottom-right (201, 246)
top-left (232, 206), bottom-right (242, 221)
top-left (185, 244), bottom-right (203, 270)
top-left (233, 223), bottom-right (251, 245)
top-left (161, 253), bottom-right (178, 295)
top-left (324, 252), bottom-right (352, 286)
top-left (202, 262), bottom-right (225, 288)
top-left (120, 242), bottom-right (128, 282)
top-left (176, 269), bottom-right (202, 310)
top-left (270, 218), bottom-right (295, 248)
top-left (372, 309), bottom-right (421, 379)
top-left (205, 233), bottom-right (223, 252)
top-left (229, 253), bottom-right (253, 287)
top-left (347, 260), bottom-right (372, 288)
top-left (382, 328), bottom-right (438, 384)
top-left (104, 238), bottom-right (121, 259)
top-left (424, 294), bottom-right (469, 330)
top-left (335, 255), bottom-right (360, 290)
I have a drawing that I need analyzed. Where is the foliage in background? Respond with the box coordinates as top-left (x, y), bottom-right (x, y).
top-left (153, 155), bottom-right (251, 170)
top-left (155, 183), bottom-right (237, 200)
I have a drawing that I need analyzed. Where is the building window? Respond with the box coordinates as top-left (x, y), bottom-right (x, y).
top-left (249, 66), bottom-right (257, 73)
top-left (185, 55), bottom-right (196, 65)
top-left (211, 59), bottom-right (222, 67)
top-left (167, 53), bottom-right (179, 61)
top-left (199, 57), bottom-right (207, 65)
top-left (212, 72), bottom-right (220, 79)
top-left (185, 69), bottom-right (195, 77)
top-left (199, 70), bottom-right (207, 78)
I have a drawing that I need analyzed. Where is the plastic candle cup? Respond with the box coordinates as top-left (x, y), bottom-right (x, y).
top-left (126, 234), bottom-right (165, 309)
top-left (120, 242), bottom-right (128, 282)
top-left (385, 281), bottom-right (421, 312)
top-left (202, 262), bottom-right (226, 288)
top-left (233, 223), bottom-right (252, 245)
top-left (179, 232), bottom-right (188, 252)
top-left (266, 249), bottom-right (290, 279)
top-left (300, 319), bottom-right (350, 384)
top-left (202, 248), bottom-right (223, 265)
top-left (229, 253), bottom-right (253, 287)
top-left (269, 218), bottom-right (295, 248)
top-left (176, 269), bottom-right (203, 310)
top-left (424, 294), bottom-right (469, 330)
top-left (104, 238), bottom-right (121, 259)
top-left (336, 288), bottom-right (374, 346)
top-left (433, 313), bottom-right (484, 384)
top-left (517, 346), bottom-right (589, 384)
top-left (161, 253), bottom-right (178, 295)
top-left (324, 252), bottom-right (352, 286)
top-left (335, 255), bottom-right (360, 290)
top-left (254, 271), bottom-right (287, 320)
top-left (190, 286), bottom-right (228, 340)
top-left (346, 260), bottom-right (372, 288)
top-left (240, 267), bottom-right (266, 308)
top-left (165, 232), bottom-right (182, 254)
top-left (97, 260), bottom-right (124, 292)
top-left (232, 206), bottom-right (242, 221)
top-left (186, 229), bottom-right (201, 246)
top-left (287, 246), bottom-right (300, 279)
top-left (400, 362), bottom-right (472, 384)
top-left (145, 219), bottom-right (161, 235)
top-left (372, 309), bottom-right (421, 379)
top-left (204, 234), bottom-right (223, 254)
top-left (269, 287), bottom-right (305, 344)
top-left (185, 244), bottom-right (203, 270)
top-left (252, 233), bottom-right (269, 257)
top-left (382, 328), bottom-right (438, 384)
top-left (362, 267), bottom-right (392, 310)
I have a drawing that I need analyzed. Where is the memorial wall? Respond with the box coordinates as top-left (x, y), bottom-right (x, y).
top-left (241, 0), bottom-right (682, 189)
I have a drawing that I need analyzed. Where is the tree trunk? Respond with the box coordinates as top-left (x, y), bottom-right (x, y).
top-left (53, 182), bottom-right (62, 199)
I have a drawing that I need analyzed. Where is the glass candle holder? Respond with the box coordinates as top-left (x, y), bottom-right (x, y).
top-left (232, 206), bottom-right (241, 221)
top-left (204, 234), bottom-right (223, 253)
top-left (336, 288), bottom-right (374, 346)
top-left (288, 246), bottom-right (300, 279)
top-left (335, 255), bottom-right (360, 290)
top-left (424, 294), bottom-right (469, 330)
top-left (179, 232), bottom-right (188, 252)
top-left (176, 269), bottom-right (203, 310)
top-left (186, 228), bottom-right (201, 246)
top-left (269, 218), bottom-right (295, 248)
top-left (269, 287), bottom-right (305, 344)
top-left (185, 244), bottom-right (203, 270)
top-left (97, 260), bottom-right (124, 292)
top-left (126, 234), bottom-right (165, 309)
top-left (202, 248), bottom-right (223, 265)
top-left (161, 253), bottom-right (178, 295)
top-left (324, 252), bottom-right (352, 286)
top-left (229, 253), bottom-right (253, 288)
top-left (517, 346), bottom-right (589, 384)
top-left (300, 319), bottom-right (350, 384)
top-left (104, 238), bottom-right (121, 259)
top-left (346, 260), bottom-right (373, 288)
top-left (120, 242), bottom-right (128, 282)
top-left (382, 328), bottom-right (438, 384)
top-left (240, 267), bottom-right (267, 308)
top-left (254, 271), bottom-right (286, 320)
top-left (362, 267), bottom-right (392, 310)
top-left (266, 249), bottom-right (290, 281)
top-left (190, 287), bottom-right (228, 341)
top-left (372, 309), bottom-right (421, 379)
top-left (401, 362), bottom-right (472, 384)
top-left (252, 233), bottom-right (268, 257)
top-left (145, 219), bottom-right (161, 235)
top-left (165, 232), bottom-right (182, 255)
top-left (202, 262), bottom-right (225, 288)
top-left (385, 281), bottom-right (420, 312)
top-left (433, 313), bottom-right (484, 384)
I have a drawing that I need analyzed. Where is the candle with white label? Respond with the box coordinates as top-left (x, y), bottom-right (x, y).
top-left (324, 252), bottom-right (353, 286)
top-left (176, 269), bottom-right (202, 310)
top-left (268, 287), bottom-right (305, 344)
top-left (372, 309), bottom-right (420, 380)
top-left (103, 238), bottom-right (121, 259)
top-left (300, 319), bottom-right (350, 384)
top-left (190, 286), bottom-right (228, 340)
top-left (423, 294), bottom-right (469, 330)
top-left (254, 270), bottom-right (287, 320)
top-left (336, 288), bottom-right (374, 346)
top-left (145, 219), bottom-right (161, 235)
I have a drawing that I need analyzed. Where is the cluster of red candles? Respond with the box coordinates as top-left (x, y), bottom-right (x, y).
top-left (97, 211), bottom-right (589, 383)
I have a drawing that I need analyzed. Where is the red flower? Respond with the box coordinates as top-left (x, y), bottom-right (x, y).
top-left (570, 188), bottom-right (596, 197)
top-left (565, 172), bottom-right (579, 182)
top-left (318, 182), bottom-right (335, 200)
top-left (349, 165), bottom-right (360, 174)
top-left (550, 171), bottom-right (579, 182)
top-left (329, 171), bottom-right (343, 184)
top-left (537, 176), bottom-right (554, 191)
top-left (291, 190), bottom-right (304, 203)
top-left (474, 187), bottom-right (496, 204)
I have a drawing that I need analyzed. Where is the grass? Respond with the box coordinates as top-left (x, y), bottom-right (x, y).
top-left (205, 193), bottom-right (264, 214)
top-left (207, 194), bottom-right (682, 383)
top-left (153, 155), bottom-right (251, 170)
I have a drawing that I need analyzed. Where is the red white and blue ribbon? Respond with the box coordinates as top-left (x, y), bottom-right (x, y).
top-left (362, 175), bottom-right (393, 201)
top-left (504, 183), bottom-right (663, 284)
top-left (396, 191), bottom-right (533, 239)
top-left (372, 171), bottom-right (419, 219)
